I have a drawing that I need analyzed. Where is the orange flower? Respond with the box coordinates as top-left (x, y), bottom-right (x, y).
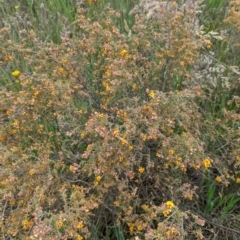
top-left (138, 167), bottom-right (145, 174)
top-left (203, 158), bottom-right (211, 169)
top-left (163, 209), bottom-right (170, 217)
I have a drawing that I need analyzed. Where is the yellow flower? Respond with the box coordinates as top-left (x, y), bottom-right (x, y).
top-left (236, 178), bottom-right (240, 183)
top-left (69, 165), bottom-right (78, 173)
top-left (80, 132), bottom-right (85, 138)
top-left (104, 68), bottom-right (111, 77)
top-left (56, 221), bottom-right (63, 228)
top-left (113, 129), bottom-right (119, 136)
top-left (12, 120), bottom-right (19, 127)
top-left (174, 13), bottom-right (181, 20)
top-left (203, 158), bottom-right (211, 169)
top-left (168, 149), bottom-right (175, 155)
top-left (58, 67), bottom-right (64, 74)
top-left (33, 90), bottom-right (39, 96)
top-left (193, 164), bottom-right (200, 170)
top-left (121, 138), bottom-right (127, 145)
top-left (77, 221), bottom-right (84, 229)
top-left (215, 176), bottom-right (221, 182)
top-left (0, 136), bottom-right (5, 142)
top-left (128, 224), bottom-right (134, 234)
top-left (205, 40), bottom-right (212, 49)
top-left (166, 230), bottom-right (171, 237)
top-left (15, 5), bottom-right (19, 10)
top-left (29, 169), bottom-right (35, 176)
top-left (37, 124), bottom-right (44, 133)
top-left (77, 235), bottom-right (83, 240)
top-left (11, 129), bottom-right (17, 134)
top-left (166, 227), bottom-right (178, 237)
top-left (137, 224), bottom-right (143, 231)
top-left (149, 90), bottom-right (155, 99)
top-left (188, 195), bottom-right (193, 201)
top-left (141, 204), bottom-right (149, 211)
top-left (6, 109), bottom-right (12, 116)
top-left (132, 83), bottom-right (137, 90)
top-left (24, 79), bottom-right (29, 85)
top-left (138, 167), bottom-right (145, 174)
top-left (12, 70), bottom-right (20, 77)
top-left (166, 201), bottom-right (175, 209)
top-left (175, 157), bottom-right (182, 166)
top-left (22, 219), bottom-right (33, 230)
top-left (96, 175), bottom-right (101, 182)
top-left (163, 209), bottom-right (170, 217)
top-left (102, 81), bottom-right (109, 91)
top-left (128, 145), bottom-right (133, 151)
top-left (180, 61), bottom-right (185, 66)
top-left (61, 57), bottom-right (67, 63)
top-left (4, 55), bottom-right (13, 61)
top-left (119, 49), bottom-right (128, 56)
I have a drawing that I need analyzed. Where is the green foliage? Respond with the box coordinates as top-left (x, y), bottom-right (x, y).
top-left (202, 174), bottom-right (240, 216)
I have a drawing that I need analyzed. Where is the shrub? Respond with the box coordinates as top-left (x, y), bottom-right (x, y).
top-left (1, 0), bottom-right (240, 239)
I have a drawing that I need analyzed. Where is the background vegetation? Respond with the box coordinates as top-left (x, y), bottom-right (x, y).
top-left (0, 0), bottom-right (240, 239)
